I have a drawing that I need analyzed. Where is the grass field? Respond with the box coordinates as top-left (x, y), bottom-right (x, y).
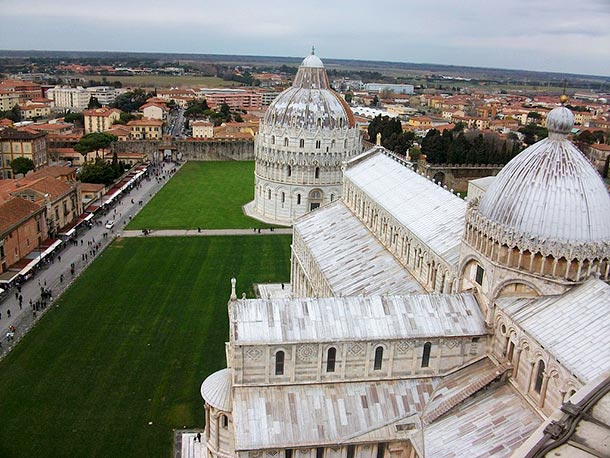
top-left (128, 161), bottom-right (274, 230)
top-left (0, 235), bottom-right (291, 458)
top-left (80, 74), bottom-right (241, 88)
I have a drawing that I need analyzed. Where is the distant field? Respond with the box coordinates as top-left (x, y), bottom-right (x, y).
top-left (128, 161), bottom-right (276, 230)
top-left (81, 74), bottom-right (241, 88)
top-left (0, 235), bottom-right (291, 458)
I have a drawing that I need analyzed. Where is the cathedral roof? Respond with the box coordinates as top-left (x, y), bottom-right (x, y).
top-left (230, 293), bottom-right (485, 344)
top-left (262, 51), bottom-right (355, 130)
top-left (478, 106), bottom-right (610, 246)
top-left (345, 148), bottom-right (466, 267)
top-left (294, 200), bottom-right (425, 296)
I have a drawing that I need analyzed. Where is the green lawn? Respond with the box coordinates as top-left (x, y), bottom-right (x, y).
top-left (0, 235), bottom-right (291, 458)
top-left (128, 161), bottom-right (275, 230)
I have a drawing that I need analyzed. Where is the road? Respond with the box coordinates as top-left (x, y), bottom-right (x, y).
top-left (0, 161), bottom-right (181, 357)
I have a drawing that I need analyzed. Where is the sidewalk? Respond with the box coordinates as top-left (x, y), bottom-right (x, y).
top-left (122, 228), bottom-right (293, 237)
top-left (0, 161), bottom-right (183, 359)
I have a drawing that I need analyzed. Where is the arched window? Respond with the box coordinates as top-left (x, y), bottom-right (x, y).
top-left (475, 265), bottom-right (484, 285)
top-left (339, 118), bottom-right (344, 128)
top-left (221, 414), bottom-right (228, 428)
top-left (317, 118), bottom-right (322, 127)
top-left (374, 346), bottom-right (383, 370)
top-left (315, 167), bottom-right (320, 179)
top-left (422, 342), bottom-right (432, 368)
top-left (326, 347), bottom-right (336, 372)
top-left (275, 351), bottom-right (285, 375)
top-left (287, 165), bottom-right (292, 177)
top-left (315, 140), bottom-right (321, 149)
top-left (534, 360), bottom-right (545, 393)
top-left (268, 189), bottom-right (272, 200)
top-left (330, 194), bottom-right (335, 202)
top-left (284, 137), bottom-right (289, 147)
top-left (281, 192), bottom-right (285, 203)
top-left (271, 135), bottom-right (275, 145)
top-left (297, 194), bottom-right (301, 205)
top-left (331, 139), bottom-right (336, 149)
top-left (299, 139), bottom-right (304, 148)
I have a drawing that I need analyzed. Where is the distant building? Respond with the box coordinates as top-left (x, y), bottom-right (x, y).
top-left (0, 79), bottom-right (43, 103)
top-left (0, 90), bottom-right (20, 112)
top-left (198, 88), bottom-right (263, 110)
top-left (19, 102), bottom-right (51, 120)
top-left (0, 197), bottom-right (46, 273)
top-left (0, 128), bottom-right (48, 179)
top-left (46, 86), bottom-right (91, 111)
top-left (85, 86), bottom-right (121, 106)
top-left (83, 107), bottom-right (122, 134)
top-left (191, 120), bottom-right (214, 139)
top-left (140, 102), bottom-right (169, 122)
top-left (364, 82), bottom-right (414, 94)
top-left (127, 118), bottom-right (163, 140)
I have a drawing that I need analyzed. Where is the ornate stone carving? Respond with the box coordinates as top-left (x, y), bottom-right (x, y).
top-left (297, 344), bottom-right (317, 362)
top-left (348, 343), bottom-right (364, 356)
top-left (246, 347), bottom-right (263, 361)
top-left (396, 340), bottom-right (412, 354)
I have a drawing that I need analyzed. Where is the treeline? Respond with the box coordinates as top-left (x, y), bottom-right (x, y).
top-left (421, 128), bottom-right (522, 165)
top-left (367, 115), bottom-right (415, 155)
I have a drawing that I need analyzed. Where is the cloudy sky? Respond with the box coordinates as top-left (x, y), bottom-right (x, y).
top-left (1, 0), bottom-right (609, 76)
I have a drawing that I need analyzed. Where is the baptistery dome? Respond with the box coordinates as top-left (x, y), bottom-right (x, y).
top-left (478, 106), bottom-right (610, 245)
top-left (245, 50), bottom-right (362, 225)
top-left (263, 53), bottom-right (355, 131)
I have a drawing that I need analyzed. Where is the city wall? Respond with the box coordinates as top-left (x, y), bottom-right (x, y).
top-left (416, 163), bottom-right (504, 193)
top-left (111, 139), bottom-right (254, 161)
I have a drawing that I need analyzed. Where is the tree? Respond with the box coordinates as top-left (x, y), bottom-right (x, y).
top-left (519, 124), bottom-right (548, 146)
top-left (78, 158), bottom-right (119, 185)
top-left (344, 92), bottom-right (353, 104)
top-left (87, 97), bottom-right (102, 109)
top-left (527, 111), bottom-right (542, 121)
top-left (74, 132), bottom-right (118, 162)
top-left (113, 112), bottom-right (139, 125)
top-left (64, 112), bottom-right (84, 127)
top-left (10, 157), bottom-right (34, 175)
top-left (111, 89), bottom-right (152, 112)
top-left (0, 105), bottom-right (21, 122)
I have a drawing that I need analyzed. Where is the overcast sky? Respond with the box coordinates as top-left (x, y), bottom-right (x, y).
top-left (1, 0), bottom-right (609, 76)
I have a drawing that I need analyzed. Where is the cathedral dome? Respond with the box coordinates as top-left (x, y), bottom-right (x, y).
top-left (477, 106), bottom-right (610, 245)
top-left (263, 51), bottom-right (355, 130)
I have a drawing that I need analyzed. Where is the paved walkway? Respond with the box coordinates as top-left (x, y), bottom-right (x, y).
top-left (122, 228), bottom-right (292, 237)
top-left (0, 161), bottom-right (181, 359)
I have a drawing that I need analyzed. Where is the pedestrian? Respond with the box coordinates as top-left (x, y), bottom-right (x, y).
top-left (196, 432), bottom-right (201, 442)
top-left (58, 255), bottom-right (61, 262)
top-left (60, 274), bottom-right (64, 283)
top-left (15, 291), bottom-right (18, 300)
top-left (7, 309), bottom-right (10, 318)
top-left (281, 283), bottom-right (285, 290)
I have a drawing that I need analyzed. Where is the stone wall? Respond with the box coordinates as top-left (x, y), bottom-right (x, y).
top-left (416, 163), bottom-right (504, 193)
top-left (110, 139), bottom-right (254, 161)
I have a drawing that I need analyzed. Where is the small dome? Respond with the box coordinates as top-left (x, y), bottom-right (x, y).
top-left (201, 368), bottom-right (231, 411)
top-left (478, 108), bottom-right (610, 245)
top-left (546, 106), bottom-right (574, 134)
top-left (301, 54), bottom-right (324, 68)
